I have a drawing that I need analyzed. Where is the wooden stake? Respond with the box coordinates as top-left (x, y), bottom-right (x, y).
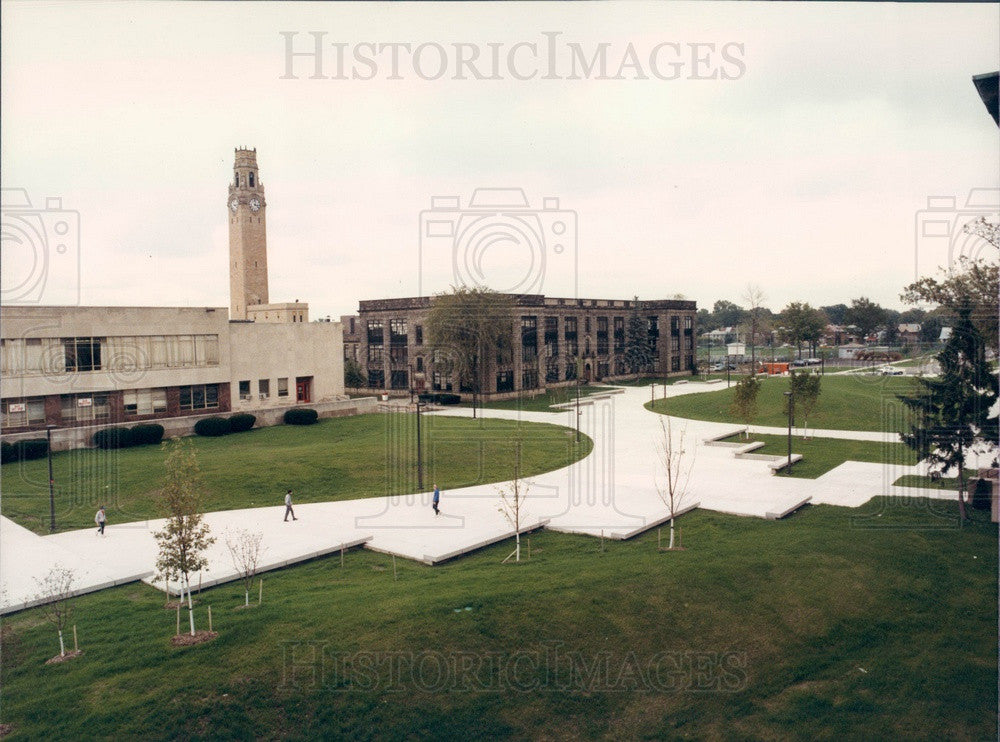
top-left (73, 624), bottom-right (79, 652)
top-left (208, 606), bottom-right (213, 633)
top-left (176, 604), bottom-right (180, 636)
top-left (392, 554), bottom-right (397, 581)
top-left (198, 572), bottom-right (202, 595)
top-left (258, 578), bottom-right (263, 605)
top-left (601, 529), bottom-right (605, 552)
top-left (164, 577), bottom-right (169, 607)
top-left (527, 537), bottom-right (531, 560)
top-left (658, 528), bottom-right (662, 550)
top-left (340, 546), bottom-right (344, 568)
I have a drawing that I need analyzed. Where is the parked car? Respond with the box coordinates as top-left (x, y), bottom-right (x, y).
top-left (804, 358), bottom-right (822, 366)
top-left (879, 366), bottom-right (905, 376)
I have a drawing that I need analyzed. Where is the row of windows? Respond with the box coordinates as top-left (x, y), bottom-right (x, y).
top-left (237, 378), bottom-right (290, 401)
top-left (1, 335), bottom-right (220, 376)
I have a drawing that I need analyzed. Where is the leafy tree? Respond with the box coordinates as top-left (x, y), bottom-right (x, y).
top-left (344, 358), bottom-right (365, 388)
top-left (624, 297), bottom-right (655, 375)
top-left (711, 299), bottom-right (744, 329)
top-left (426, 287), bottom-right (515, 415)
top-left (779, 302), bottom-right (827, 358)
top-left (786, 371), bottom-right (821, 438)
top-left (820, 303), bottom-right (849, 325)
top-left (155, 438), bottom-right (216, 636)
top-left (730, 374), bottom-right (761, 437)
top-left (898, 304), bottom-right (999, 521)
top-left (844, 297), bottom-right (888, 340)
top-left (901, 256), bottom-right (998, 351)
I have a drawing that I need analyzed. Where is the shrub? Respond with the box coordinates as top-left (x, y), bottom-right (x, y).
top-left (194, 417), bottom-right (232, 437)
top-left (16, 439), bottom-right (49, 461)
top-left (0, 442), bottom-right (13, 464)
top-left (970, 477), bottom-right (993, 510)
top-left (130, 423), bottom-right (165, 446)
top-left (435, 393), bottom-right (461, 406)
top-left (93, 427), bottom-right (135, 449)
top-left (228, 413), bottom-right (256, 433)
top-left (418, 393), bottom-right (435, 404)
top-left (284, 408), bottom-right (318, 425)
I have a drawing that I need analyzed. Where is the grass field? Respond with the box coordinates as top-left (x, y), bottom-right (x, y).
top-left (0, 500), bottom-right (994, 740)
top-left (649, 375), bottom-right (916, 432)
top-left (721, 433), bottom-right (918, 479)
top-left (0, 415), bottom-right (592, 535)
top-left (473, 385), bottom-right (607, 413)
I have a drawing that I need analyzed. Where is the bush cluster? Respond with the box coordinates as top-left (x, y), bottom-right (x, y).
top-left (417, 393), bottom-right (460, 405)
top-left (1, 438), bottom-right (48, 464)
top-left (284, 408), bottom-right (319, 425)
top-left (193, 413), bottom-right (257, 437)
top-left (93, 424), bottom-right (166, 449)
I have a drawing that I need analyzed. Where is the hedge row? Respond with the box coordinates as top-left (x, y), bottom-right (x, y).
top-left (1, 439), bottom-right (48, 464)
top-left (194, 413), bottom-right (257, 437)
top-left (93, 424), bottom-right (166, 450)
top-left (417, 393), bottom-right (460, 405)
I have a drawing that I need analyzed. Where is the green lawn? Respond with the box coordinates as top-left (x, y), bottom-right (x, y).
top-left (722, 433), bottom-right (917, 479)
top-left (892, 475), bottom-right (963, 492)
top-left (649, 375), bottom-right (916, 432)
top-left (0, 501), bottom-right (994, 739)
top-left (1, 415), bottom-right (592, 535)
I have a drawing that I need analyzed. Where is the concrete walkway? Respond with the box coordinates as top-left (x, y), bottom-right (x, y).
top-left (1, 383), bottom-right (964, 614)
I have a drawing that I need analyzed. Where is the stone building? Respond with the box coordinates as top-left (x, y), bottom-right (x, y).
top-left (342, 295), bottom-right (697, 396)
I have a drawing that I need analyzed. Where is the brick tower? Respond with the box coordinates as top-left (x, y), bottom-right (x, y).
top-left (228, 147), bottom-right (269, 320)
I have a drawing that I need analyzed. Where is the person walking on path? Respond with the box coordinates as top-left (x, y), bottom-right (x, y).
top-left (284, 490), bottom-right (298, 522)
top-left (95, 506), bottom-right (106, 536)
top-left (432, 484), bottom-right (440, 516)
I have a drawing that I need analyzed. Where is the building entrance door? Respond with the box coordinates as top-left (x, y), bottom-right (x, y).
top-left (296, 377), bottom-right (311, 403)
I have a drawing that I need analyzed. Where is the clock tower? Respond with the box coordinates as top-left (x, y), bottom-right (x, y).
top-left (228, 147), bottom-right (269, 320)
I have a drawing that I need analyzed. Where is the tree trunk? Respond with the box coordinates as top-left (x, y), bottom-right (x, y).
top-left (668, 517), bottom-right (675, 549)
top-left (515, 531), bottom-right (520, 562)
top-left (245, 590), bottom-right (250, 607)
top-left (58, 629), bottom-right (65, 657)
top-left (957, 447), bottom-right (967, 523)
top-left (186, 574), bottom-right (195, 636)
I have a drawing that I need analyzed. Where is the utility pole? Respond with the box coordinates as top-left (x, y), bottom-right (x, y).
top-left (47, 425), bottom-right (56, 532)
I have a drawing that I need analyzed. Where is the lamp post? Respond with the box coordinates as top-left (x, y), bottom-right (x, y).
top-left (409, 364), bottom-right (423, 491)
top-left (46, 425), bottom-right (56, 532)
top-left (575, 356), bottom-right (582, 443)
top-left (726, 354), bottom-right (731, 388)
top-left (783, 390), bottom-right (793, 474)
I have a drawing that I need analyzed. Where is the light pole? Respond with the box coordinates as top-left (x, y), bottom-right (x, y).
top-left (726, 354), bottom-right (731, 388)
top-left (409, 364), bottom-right (423, 491)
top-left (46, 425), bottom-right (56, 532)
top-left (783, 390), bottom-right (793, 474)
top-left (575, 356), bottom-right (582, 443)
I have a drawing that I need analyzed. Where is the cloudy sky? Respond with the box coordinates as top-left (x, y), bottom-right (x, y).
top-left (2, 1), bottom-right (997, 321)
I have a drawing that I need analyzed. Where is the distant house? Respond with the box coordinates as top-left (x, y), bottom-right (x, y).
top-left (824, 324), bottom-right (860, 346)
top-left (898, 323), bottom-right (922, 344)
top-left (838, 342), bottom-right (866, 360)
top-left (705, 326), bottom-right (739, 343)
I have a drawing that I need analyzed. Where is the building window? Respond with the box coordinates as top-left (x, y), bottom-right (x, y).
top-left (685, 336), bottom-right (693, 351)
top-left (367, 369), bottom-right (385, 388)
top-left (367, 320), bottom-right (384, 345)
top-left (123, 388), bottom-right (167, 416)
top-left (415, 325), bottom-right (423, 345)
top-left (416, 356), bottom-right (424, 372)
top-left (390, 345), bottom-right (408, 365)
top-left (249, 171), bottom-right (255, 188)
top-left (565, 359), bottom-right (577, 380)
top-left (596, 317), bottom-right (609, 355)
top-left (496, 370), bottom-right (514, 393)
top-left (390, 370), bottom-right (408, 389)
top-left (278, 378), bottom-right (289, 397)
top-left (613, 317), bottom-right (625, 352)
top-left (670, 316), bottom-right (680, 334)
top-left (585, 317), bottom-right (591, 334)
top-left (239, 380), bottom-right (251, 400)
top-left (432, 371), bottom-right (453, 392)
top-left (60, 393), bottom-right (110, 423)
top-left (2, 398), bottom-right (46, 428)
top-left (259, 379), bottom-right (270, 398)
top-left (349, 317), bottom-right (356, 335)
top-left (685, 354), bottom-right (694, 370)
top-left (179, 384), bottom-right (219, 411)
top-left (522, 368), bottom-right (539, 390)
top-left (671, 357), bottom-right (681, 372)
top-left (671, 336), bottom-right (680, 352)
top-left (368, 345), bottom-right (383, 363)
top-left (684, 316), bottom-right (693, 331)
top-left (234, 173), bottom-right (239, 187)
top-left (390, 319), bottom-right (407, 345)
top-left (546, 358), bottom-right (560, 383)
top-left (63, 337), bottom-right (103, 372)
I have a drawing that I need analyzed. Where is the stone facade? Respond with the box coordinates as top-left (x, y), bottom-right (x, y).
top-left (342, 295), bottom-right (697, 396)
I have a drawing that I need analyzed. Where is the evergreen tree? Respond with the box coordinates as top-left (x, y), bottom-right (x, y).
top-left (624, 297), bottom-right (654, 375)
top-left (898, 304), bottom-right (998, 520)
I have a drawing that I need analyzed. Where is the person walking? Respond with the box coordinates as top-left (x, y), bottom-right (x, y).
top-left (284, 489), bottom-right (298, 522)
top-left (95, 506), bottom-right (106, 536)
top-left (432, 484), bottom-right (440, 516)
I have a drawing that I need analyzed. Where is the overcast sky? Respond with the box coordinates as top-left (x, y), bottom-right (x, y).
top-left (2, 1), bottom-right (997, 321)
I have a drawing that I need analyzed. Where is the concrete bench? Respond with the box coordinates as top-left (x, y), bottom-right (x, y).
top-left (766, 497), bottom-right (811, 520)
top-left (768, 454), bottom-right (803, 473)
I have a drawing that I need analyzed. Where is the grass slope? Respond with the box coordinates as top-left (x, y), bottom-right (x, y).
top-left (649, 375), bottom-right (916, 432)
top-left (1, 415), bottom-right (592, 535)
top-left (0, 501), bottom-right (994, 740)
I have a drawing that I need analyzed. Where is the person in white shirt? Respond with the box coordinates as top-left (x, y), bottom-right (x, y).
top-left (284, 490), bottom-right (297, 522)
top-left (95, 506), bottom-right (107, 535)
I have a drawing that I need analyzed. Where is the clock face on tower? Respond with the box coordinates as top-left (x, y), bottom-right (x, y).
top-left (249, 198), bottom-right (261, 213)
top-left (229, 198), bottom-right (239, 213)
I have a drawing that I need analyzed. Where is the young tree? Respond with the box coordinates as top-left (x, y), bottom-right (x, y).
top-left (898, 304), bottom-right (999, 521)
top-left (225, 528), bottom-right (266, 607)
top-left (730, 374), bottom-right (761, 438)
top-left (344, 358), bottom-right (365, 388)
top-left (155, 439), bottom-right (216, 636)
top-left (425, 287), bottom-right (515, 416)
top-left (496, 439), bottom-right (529, 562)
top-left (779, 302), bottom-right (825, 358)
top-left (655, 418), bottom-right (695, 549)
top-left (33, 566), bottom-right (75, 657)
top-left (787, 371), bottom-right (821, 439)
top-left (624, 296), bottom-right (655, 375)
